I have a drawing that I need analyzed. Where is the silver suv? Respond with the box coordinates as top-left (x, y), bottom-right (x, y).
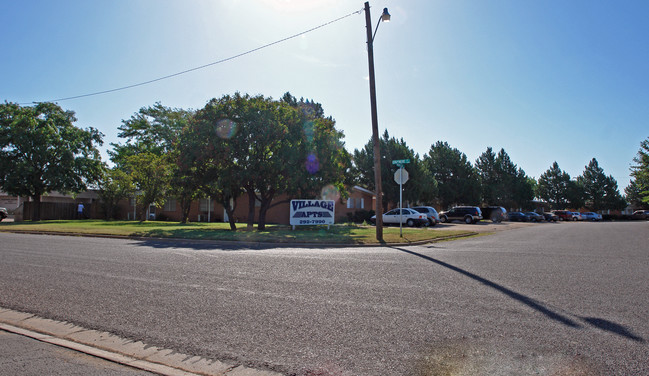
top-left (439, 206), bottom-right (483, 224)
top-left (411, 206), bottom-right (440, 226)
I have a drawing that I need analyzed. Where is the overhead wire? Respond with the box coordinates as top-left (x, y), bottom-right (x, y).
top-left (24, 7), bottom-right (364, 105)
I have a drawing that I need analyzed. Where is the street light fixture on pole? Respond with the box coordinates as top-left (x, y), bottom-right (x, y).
top-left (364, 2), bottom-right (390, 242)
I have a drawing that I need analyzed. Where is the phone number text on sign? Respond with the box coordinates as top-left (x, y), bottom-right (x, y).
top-left (299, 219), bottom-right (328, 225)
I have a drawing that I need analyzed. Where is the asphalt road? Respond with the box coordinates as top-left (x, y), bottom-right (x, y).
top-left (0, 221), bottom-right (647, 375)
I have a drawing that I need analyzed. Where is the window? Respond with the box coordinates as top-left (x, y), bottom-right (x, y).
top-left (199, 198), bottom-right (211, 212)
top-left (164, 198), bottom-right (176, 212)
top-left (347, 197), bottom-right (364, 209)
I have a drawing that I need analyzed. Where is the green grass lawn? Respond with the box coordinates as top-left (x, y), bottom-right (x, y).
top-left (0, 220), bottom-right (476, 245)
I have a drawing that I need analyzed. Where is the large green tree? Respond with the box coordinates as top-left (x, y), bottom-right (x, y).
top-left (123, 152), bottom-right (172, 220)
top-left (536, 162), bottom-right (571, 209)
top-left (110, 103), bottom-right (192, 221)
top-left (180, 94), bottom-right (249, 230)
top-left (237, 94), bottom-right (301, 230)
top-left (353, 130), bottom-right (436, 210)
top-left (0, 102), bottom-right (104, 221)
top-left (577, 158), bottom-right (625, 211)
top-left (629, 137), bottom-right (649, 206)
top-left (492, 149), bottom-right (534, 209)
top-left (183, 93), bottom-right (351, 231)
top-left (625, 179), bottom-right (648, 209)
top-left (475, 147), bottom-right (499, 205)
top-left (279, 93), bottom-right (353, 206)
top-left (109, 102), bottom-right (190, 164)
top-left (422, 141), bottom-right (480, 209)
top-left (97, 167), bottom-right (134, 220)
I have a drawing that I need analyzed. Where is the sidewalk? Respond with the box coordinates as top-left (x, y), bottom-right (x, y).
top-left (0, 329), bottom-right (155, 376)
top-left (0, 308), bottom-right (281, 376)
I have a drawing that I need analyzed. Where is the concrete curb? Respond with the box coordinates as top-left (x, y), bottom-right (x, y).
top-left (0, 307), bottom-right (282, 376)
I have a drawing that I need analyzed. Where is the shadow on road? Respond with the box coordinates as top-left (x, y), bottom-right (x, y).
top-left (130, 238), bottom-right (341, 251)
top-left (391, 246), bottom-right (645, 343)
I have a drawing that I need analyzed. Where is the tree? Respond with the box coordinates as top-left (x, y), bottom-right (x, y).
top-left (578, 158), bottom-right (625, 211)
top-left (629, 137), bottom-right (649, 205)
top-left (123, 152), bottom-right (171, 220)
top-left (0, 102), bottom-right (104, 221)
top-left (537, 162), bottom-right (571, 209)
top-left (601, 175), bottom-right (627, 211)
top-left (247, 94), bottom-right (351, 230)
top-left (493, 149), bottom-right (534, 209)
top-left (110, 103), bottom-right (192, 221)
top-left (475, 147), bottom-right (498, 205)
top-left (279, 94), bottom-right (353, 206)
top-left (168, 157), bottom-right (202, 224)
top-left (235, 94), bottom-right (300, 230)
top-left (97, 168), bottom-right (134, 220)
top-left (184, 92), bottom-right (351, 231)
top-left (566, 179), bottom-right (586, 209)
top-left (109, 102), bottom-right (190, 165)
top-left (180, 94), bottom-right (249, 230)
top-left (625, 179), bottom-right (649, 209)
top-left (353, 130), bottom-right (436, 209)
top-left (422, 141), bottom-right (480, 209)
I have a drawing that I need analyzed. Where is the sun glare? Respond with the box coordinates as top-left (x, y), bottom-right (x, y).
top-left (260, 0), bottom-right (343, 13)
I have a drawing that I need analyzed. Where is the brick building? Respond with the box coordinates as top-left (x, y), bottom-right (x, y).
top-left (115, 185), bottom-right (376, 225)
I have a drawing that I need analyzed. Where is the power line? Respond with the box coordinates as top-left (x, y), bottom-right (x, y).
top-left (25, 8), bottom-right (363, 105)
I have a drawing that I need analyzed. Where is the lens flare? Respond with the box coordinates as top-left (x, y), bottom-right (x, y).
top-left (303, 120), bottom-right (315, 142)
top-left (216, 119), bottom-right (237, 139)
top-left (320, 184), bottom-right (340, 202)
top-left (305, 153), bottom-right (319, 174)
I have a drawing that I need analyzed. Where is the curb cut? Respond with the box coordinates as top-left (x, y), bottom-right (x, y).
top-left (0, 307), bottom-right (282, 376)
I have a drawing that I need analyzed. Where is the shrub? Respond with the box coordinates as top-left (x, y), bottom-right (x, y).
top-left (346, 209), bottom-right (375, 224)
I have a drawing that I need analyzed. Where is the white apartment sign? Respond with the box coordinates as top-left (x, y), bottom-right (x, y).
top-left (290, 200), bottom-right (335, 226)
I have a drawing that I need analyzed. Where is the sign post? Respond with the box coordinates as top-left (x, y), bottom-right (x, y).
top-left (392, 159), bottom-right (410, 237)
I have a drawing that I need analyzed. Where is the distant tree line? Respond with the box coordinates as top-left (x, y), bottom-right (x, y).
top-left (1, 98), bottom-right (643, 225)
top-left (353, 130), bottom-right (626, 212)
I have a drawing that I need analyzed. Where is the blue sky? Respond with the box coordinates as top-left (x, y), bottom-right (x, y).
top-left (2, 0), bottom-right (647, 191)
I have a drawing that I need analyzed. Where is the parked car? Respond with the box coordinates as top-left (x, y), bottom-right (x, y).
top-left (370, 208), bottom-right (428, 227)
top-left (481, 206), bottom-right (508, 223)
top-left (580, 212), bottom-right (602, 221)
top-left (411, 206), bottom-right (440, 226)
top-left (570, 212), bottom-right (583, 221)
top-left (508, 211), bottom-right (528, 222)
top-left (524, 212), bottom-right (545, 222)
top-left (0, 207), bottom-right (7, 221)
top-left (543, 212), bottom-right (559, 222)
top-left (552, 210), bottom-right (573, 221)
top-left (439, 206), bottom-right (483, 224)
top-left (631, 210), bottom-right (649, 220)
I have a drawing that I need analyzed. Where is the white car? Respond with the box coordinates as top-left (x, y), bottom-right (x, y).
top-left (580, 212), bottom-right (602, 221)
top-left (570, 212), bottom-right (583, 221)
top-left (370, 208), bottom-right (428, 227)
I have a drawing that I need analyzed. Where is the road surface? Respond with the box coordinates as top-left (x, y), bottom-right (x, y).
top-left (0, 221), bottom-right (647, 375)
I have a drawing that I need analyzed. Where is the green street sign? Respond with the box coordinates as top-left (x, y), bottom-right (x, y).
top-left (391, 159), bottom-right (410, 165)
